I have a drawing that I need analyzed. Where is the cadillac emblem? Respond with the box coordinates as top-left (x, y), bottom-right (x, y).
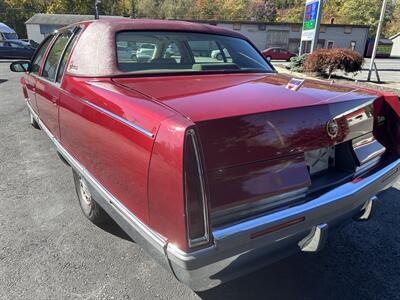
top-left (326, 119), bottom-right (338, 139)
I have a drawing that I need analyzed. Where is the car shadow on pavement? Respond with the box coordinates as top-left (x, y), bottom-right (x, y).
top-left (96, 218), bottom-right (133, 242)
top-left (197, 187), bottom-right (400, 300)
top-left (0, 79), bottom-right (7, 84)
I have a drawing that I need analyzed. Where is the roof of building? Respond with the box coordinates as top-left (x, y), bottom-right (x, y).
top-left (25, 13), bottom-right (123, 25)
top-left (25, 13), bottom-right (370, 29)
top-left (193, 19), bottom-right (370, 29)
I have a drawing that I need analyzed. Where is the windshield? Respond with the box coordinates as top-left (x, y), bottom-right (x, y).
top-left (116, 31), bottom-right (272, 74)
top-left (3, 32), bottom-right (18, 40)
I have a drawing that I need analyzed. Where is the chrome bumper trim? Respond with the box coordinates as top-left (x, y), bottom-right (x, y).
top-left (166, 157), bottom-right (400, 290)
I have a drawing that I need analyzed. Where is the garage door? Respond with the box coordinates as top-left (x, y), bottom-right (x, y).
top-left (266, 30), bottom-right (289, 48)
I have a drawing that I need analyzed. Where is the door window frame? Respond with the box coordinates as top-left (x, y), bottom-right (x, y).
top-left (37, 26), bottom-right (83, 87)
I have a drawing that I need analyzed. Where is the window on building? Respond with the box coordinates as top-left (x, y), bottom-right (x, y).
top-left (326, 40), bottom-right (334, 49)
top-left (233, 23), bottom-right (241, 30)
top-left (291, 25), bottom-right (300, 32)
top-left (350, 41), bottom-right (356, 51)
top-left (258, 24), bottom-right (266, 31)
top-left (319, 25), bottom-right (326, 33)
top-left (344, 26), bottom-right (352, 34)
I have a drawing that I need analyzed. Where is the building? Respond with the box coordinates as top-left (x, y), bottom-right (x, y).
top-left (390, 33), bottom-right (400, 58)
top-left (213, 21), bottom-right (369, 54)
top-left (25, 14), bottom-right (369, 55)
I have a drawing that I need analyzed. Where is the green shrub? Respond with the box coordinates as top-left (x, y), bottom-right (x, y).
top-left (303, 48), bottom-right (364, 77)
top-left (287, 54), bottom-right (308, 72)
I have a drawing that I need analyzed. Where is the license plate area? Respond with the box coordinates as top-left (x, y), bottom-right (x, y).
top-left (304, 147), bottom-right (335, 175)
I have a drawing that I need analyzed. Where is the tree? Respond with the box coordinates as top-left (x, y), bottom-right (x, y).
top-left (247, 0), bottom-right (276, 22)
top-left (384, 3), bottom-right (400, 38)
top-left (337, 0), bottom-right (395, 36)
top-left (161, 0), bottom-right (193, 19)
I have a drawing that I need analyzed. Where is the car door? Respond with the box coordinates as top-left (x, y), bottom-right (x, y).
top-left (36, 29), bottom-right (74, 139)
top-left (8, 41), bottom-right (29, 59)
top-left (0, 41), bottom-right (11, 58)
top-left (25, 35), bottom-right (54, 115)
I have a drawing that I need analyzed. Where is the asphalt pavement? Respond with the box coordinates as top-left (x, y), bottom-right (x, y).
top-left (1, 61), bottom-right (400, 300)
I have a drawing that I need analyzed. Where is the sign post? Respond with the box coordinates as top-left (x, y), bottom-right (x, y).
top-left (300, 0), bottom-right (323, 55)
top-left (367, 0), bottom-right (388, 82)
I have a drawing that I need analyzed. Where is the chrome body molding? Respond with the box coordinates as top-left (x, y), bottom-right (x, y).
top-left (26, 99), bottom-right (165, 252)
top-left (26, 99), bottom-right (400, 291)
top-left (80, 99), bottom-right (155, 138)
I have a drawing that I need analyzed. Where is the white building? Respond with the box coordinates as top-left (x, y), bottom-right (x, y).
top-left (390, 33), bottom-right (400, 58)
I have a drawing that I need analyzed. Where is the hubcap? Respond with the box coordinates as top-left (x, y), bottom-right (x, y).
top-left (78, 176), bottom-right (92, 214)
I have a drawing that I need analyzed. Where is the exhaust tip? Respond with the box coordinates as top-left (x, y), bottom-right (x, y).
top-left (298, 223), bottom-right (328, 252)
top-left (354, 196), bottom-right (377, 222)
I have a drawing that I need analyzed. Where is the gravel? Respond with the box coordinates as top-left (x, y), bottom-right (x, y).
top-left (1, 62), bottom-right (400, 300)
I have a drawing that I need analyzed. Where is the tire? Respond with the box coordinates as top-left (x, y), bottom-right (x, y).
top-left (29, 112), bottom-right (40, 129)
top-left (73, 170), bottom-right (109, 225)
top-left (287, 56), bottom-right (294, 62)
top-left (266, 56), bottom-right (272, 62)
top-left (216, 53), bottom-right (223, 61)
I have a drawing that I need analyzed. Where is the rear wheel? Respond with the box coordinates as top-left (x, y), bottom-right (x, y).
top-left (216, 53), bottom-right (223, 61)
top-left (29, 112), bottom-right (40, 129)
top-left (73, 170), bottom-right (109, 225)
top-left (266, 56), bottom-right (272, 62)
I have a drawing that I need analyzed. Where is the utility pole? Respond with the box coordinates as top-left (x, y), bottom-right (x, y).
top-left (94, 0), bottom-right (101, 20)
top-left (131, 0), bottom-right (135, 18)
top-left (367, 0), bottom-right (388, 81)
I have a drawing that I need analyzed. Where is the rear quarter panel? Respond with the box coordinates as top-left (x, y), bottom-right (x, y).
top-left (59, 75), bottom-right (176, 224)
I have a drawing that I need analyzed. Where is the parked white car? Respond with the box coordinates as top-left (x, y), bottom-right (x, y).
top-left (211, 48), bottom-right (231, 60)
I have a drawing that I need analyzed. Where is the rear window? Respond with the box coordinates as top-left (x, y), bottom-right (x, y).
top-left (116, 31), bottom-right (272, 74)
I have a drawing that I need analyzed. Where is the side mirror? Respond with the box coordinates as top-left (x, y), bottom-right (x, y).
top-left (10, 61), bottom-right (31, 73)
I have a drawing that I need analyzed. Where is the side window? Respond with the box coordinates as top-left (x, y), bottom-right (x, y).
top-left (10, 42), bottom-right (24, 48)
top-left (31, 36), bottom-right (54, 74)
top-left (42, 30), bottom-right (73, 82)
top-left (56, 28), bottom-right (81, 83)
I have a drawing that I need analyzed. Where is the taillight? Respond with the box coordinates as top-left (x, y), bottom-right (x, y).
top-left (184, 128), bottom-right (210, 248)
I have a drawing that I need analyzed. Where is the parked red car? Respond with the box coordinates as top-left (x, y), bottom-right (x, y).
top-left (262, 47), bottom-right (297, 61)
top-left (10, 19), bottom-right (400, 291)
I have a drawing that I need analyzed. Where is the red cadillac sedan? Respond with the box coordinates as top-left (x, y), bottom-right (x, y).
top-left (262, 47), bottom-right (297, 61)
top-left (10, 18), bottom-right (400, 291)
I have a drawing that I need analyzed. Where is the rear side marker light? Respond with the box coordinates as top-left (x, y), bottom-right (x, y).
top-left (352, 178), bottom-right (364, 184)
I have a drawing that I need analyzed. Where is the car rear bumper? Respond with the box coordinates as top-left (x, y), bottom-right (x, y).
top-left (28, 99), bottom-right (400, 291)
top-left (165, 158), bottom-right (400, 291)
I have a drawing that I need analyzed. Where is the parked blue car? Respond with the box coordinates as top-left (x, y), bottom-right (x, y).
top-left (0, 40), bottom-right (35, 59)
